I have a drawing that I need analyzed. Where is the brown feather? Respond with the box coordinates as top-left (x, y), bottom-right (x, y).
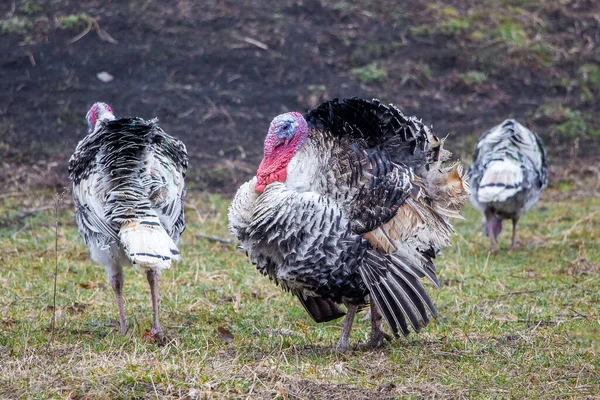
top-left (363, 196), bottom-right (425, 254)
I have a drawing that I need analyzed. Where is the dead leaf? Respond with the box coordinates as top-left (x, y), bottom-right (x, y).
top-left (2, 318), bottom-right (16, 327)
top-left (65, 302), bottom-right (89, 314)
top-left (233, 292), bottom-right (242, 313)
top-left (79, 281), bottom-right (106, 290)
top-left (217, 326), bottom-right (234, 343)
top-left (142, 330), bottom-right (156, 343)
top-left (566, 258), bottom-right (598, 276)
top-left (80, 282), bottom-right (96, 289)
top-left (295, 320), bottom-right (310, 335)
top-left (218, 295), bottom-right (234, 303)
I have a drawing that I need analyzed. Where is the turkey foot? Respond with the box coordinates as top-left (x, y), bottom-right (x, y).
top-left (362, 331), bottom-right (392, 349)
top-left (361, 302), bottom-right (391, 349)
top-left (142, 329), bottom-right (168, 345)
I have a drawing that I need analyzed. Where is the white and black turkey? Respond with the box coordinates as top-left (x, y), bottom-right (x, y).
top-left (468, 119), bottom-right (548, 251)
top-left (69, 102), bottom-right (187, 342)
top-left (229, 98), bottom-right (468, 351)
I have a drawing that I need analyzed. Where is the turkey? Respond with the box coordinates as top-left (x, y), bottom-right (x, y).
top-left (468, 119), bottom-right (548, 252)
top-left (69, 102), bottom-right (188, 342)
top-left (229, 98), bottom-right (468, 351)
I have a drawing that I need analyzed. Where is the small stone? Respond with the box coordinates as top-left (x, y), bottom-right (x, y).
top-left (96, 71), bottom-right (114, 83)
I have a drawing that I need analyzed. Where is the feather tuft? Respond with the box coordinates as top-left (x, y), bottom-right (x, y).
top-left (119, 220), bottom-right (180, 270)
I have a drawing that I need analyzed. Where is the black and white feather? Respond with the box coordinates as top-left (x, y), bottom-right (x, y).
top-left (468, 119), bottom-right (547, 250)
top-left (468, 120), bottom-right (547, 218)
top-left (69, 115), bottom-right (188, 272)
top-left (69, 103), bottom-right (187, 339)
top-left (229, 98), bottom-right (468, 341)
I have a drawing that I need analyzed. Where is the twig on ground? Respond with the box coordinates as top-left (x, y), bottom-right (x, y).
top-left (195, 233), bottom-right (234, 245)
top-left (69, 17), bottom-right (118, 45)
top-left (0, 191), bottom-right (26, 199)
top-left (562, 210), bottom-right (600, 242)
top-left (68, 18), bottom-right (93, 44)
top-left (498, 289), bottom-right (542, 296)
top-left (48, 190), bottom-right (66, 349)
top-left (237, 36), bottom-right (269, 50)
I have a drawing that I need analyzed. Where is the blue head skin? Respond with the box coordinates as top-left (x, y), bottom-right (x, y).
top-left (256, 112), bottom-right (309, 192)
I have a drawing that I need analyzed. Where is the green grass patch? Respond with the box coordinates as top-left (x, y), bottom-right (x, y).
top-left (459, 70), bottom-right (487, 87)
top-left (440, 17), bottom-right (472, 34)
top-left (534, 104), bottom-right (600, 139)
top-left (56, 13), bottom-right (92, 30)
top-left (20, 0), bottom-right (42, 16)
top-left (0, 16), bottom-right (33, 36)
top-left (496, 21), bottom-right (528, 47)
top-left (577, 63), bottom-right (600, 103)
top-left (0, 189), bottom-right (599, 398)
top-left (350, 63), bottom-right (388, 84)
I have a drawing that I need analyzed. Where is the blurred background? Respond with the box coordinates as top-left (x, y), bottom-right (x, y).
top-left (1, 0), bottom-right (599, 194)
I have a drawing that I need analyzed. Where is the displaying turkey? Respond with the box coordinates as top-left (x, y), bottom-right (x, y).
top-left (229, 98), bottom-right (468, 351)
top-left (468, 119), bottom-right (548, 252)
top-left (69, 102), bottom-right (188, 342)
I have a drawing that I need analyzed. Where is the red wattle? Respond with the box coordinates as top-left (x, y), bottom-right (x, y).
top-left (255, 153), bottom-right (290, 193)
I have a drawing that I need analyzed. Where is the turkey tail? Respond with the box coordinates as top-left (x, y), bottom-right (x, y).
top-left (119, 219), bottom-right (180, 270)
top-left (477, 160), bottom-right (523, 203)
top-left (295, 293), bottom-right (346, 323)
top-left (359, 250), bottom-right (438, 337)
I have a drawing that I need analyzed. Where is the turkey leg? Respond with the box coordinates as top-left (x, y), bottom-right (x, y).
top-left (146, 270), bottom-right (164, 342)
top-left (108, 268), bottom-right (128, 335)
top-left (336, 304), bottom-right (358, 352)
top-left (509, 217), bottom-right (519, 251)
top-left (486, 213), bottom-right (502, 252)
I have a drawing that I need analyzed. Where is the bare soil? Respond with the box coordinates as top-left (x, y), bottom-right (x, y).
top-left (1, 0), bottom-right (599, 194)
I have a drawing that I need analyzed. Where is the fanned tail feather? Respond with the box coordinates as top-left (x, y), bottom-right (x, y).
top-left (477, 160), bottom-right (523, 203)
top-left (359, 250), bottom-right (438, 337)
top-left (119, 220), bottom-right (180, 270)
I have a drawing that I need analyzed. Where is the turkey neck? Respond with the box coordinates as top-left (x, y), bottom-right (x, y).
top-left (283, 134), bottom-right (328, 194)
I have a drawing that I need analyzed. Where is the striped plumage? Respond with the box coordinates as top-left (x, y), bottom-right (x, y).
top-left (69, 102), bottom-right (188, 341)
top-left (468, 119), bottom-right (548, 251)
top-left (229, 98), bottom-right (468, 351)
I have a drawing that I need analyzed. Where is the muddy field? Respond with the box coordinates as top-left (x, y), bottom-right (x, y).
top-left (1, 0), bottom-right (599, 194)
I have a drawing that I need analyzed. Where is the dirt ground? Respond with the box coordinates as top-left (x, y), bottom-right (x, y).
top-left (1, 0), bottom-right (599, 194)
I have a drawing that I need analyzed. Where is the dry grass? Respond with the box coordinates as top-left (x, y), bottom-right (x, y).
top-left (0, 186), bottom-right (599, 399)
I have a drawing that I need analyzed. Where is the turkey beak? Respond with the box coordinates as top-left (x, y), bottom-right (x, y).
top-left (275, 136), bottom-right (289, 147)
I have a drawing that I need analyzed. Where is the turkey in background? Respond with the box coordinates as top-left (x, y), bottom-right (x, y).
top-left (69, 102), bottom-right (188, 343)
top-left (468, 119), bottom-right (548, 252)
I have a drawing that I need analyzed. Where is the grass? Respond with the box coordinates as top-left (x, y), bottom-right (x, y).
top-left (0, 16), bottom-right (33, 35)
top-left (1, 187), bottom-right (599, 399)
top-left (20, 1), bottom-right (42, 16)
top-left (458, 71), bottom-right (487, 87)
top-left (577, 64), bottom-right (600, 103)
top-left (496, 21), bottom-right (528, 47)
top-left (351, 63), bottom-right (388, 84)
top-left (533, 105), bottom-right (600, 139)
top-left (56, 13), bottom-right (92, 30)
